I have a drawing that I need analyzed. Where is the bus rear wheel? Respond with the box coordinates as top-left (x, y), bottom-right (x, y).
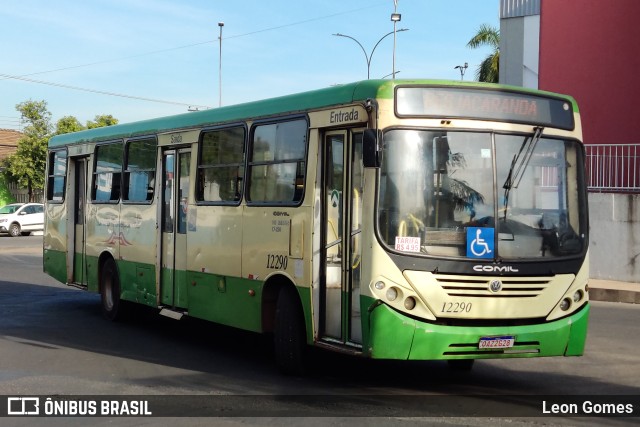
top-left (100, 258), bottom-right (128, 321)
top-left (274, 286), bottom-right (307, 376)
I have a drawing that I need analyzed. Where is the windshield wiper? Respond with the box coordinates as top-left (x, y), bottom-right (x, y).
top-left (502, 126), bottom-right (544, 220)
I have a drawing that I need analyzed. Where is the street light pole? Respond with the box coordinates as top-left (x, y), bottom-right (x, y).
top-left (332, 33), bottom-right (369, 79)
top-left (454, 62), bottom-right (468, 81)
top-left (218, 22), bottom-right (224, 107)
top-left (391, 1), bottom-right (402, 79)
top-left (333, 29), bottom-right (408, 79)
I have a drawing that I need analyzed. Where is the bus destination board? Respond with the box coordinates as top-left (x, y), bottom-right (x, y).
top-left (396, 86), bottom-right (574, 130)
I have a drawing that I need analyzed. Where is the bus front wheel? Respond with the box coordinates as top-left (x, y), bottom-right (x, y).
top-left (100, 258), bottom-right (127, 321)
top-left (274, 286), bottom-right (307, 376)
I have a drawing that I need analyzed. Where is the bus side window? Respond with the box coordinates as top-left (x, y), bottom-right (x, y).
top-left (248, 118), bottom-right (307, 204)
top-left (124, 138), bottom-right (157, 203)
top-left (47, 150), bottom-right (67, 202)
top-left (93, 142), bottom-right (123, 203)
top-left (197, 126), bottom-right (246, 204)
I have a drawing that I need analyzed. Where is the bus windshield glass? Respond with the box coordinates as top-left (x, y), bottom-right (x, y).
top-left (377, 130), bottom-right (586, 259)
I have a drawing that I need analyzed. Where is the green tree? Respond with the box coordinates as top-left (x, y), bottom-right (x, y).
top-left (87, 114), bottom-right (118, 129)
top-left (467, 24), bottom-right (500, 83)
top-left (3, 100), bottom-right (52, 202)
top-left (3, 101), bottom-right (120, 202)
top-left (55, 115), bottom-right (85, 135)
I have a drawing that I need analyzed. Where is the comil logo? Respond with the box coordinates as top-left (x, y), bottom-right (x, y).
top-left (473, 265), bottom-right (519, 273)
top-left (8, 397), bottom-right (40, 415)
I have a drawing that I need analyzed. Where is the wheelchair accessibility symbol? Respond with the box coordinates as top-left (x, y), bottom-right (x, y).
top-left (467, 227), bottom-right (494, 259)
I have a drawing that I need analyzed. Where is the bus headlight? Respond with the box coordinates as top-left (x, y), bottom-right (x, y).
top-left (559, 298), bottom-right (571, 311)
top-left (404, 297), bottom-right (416, 310)
top-left (573, 290), bottom-right (584, 303)
top-left (369, 276), bottom-right (437, 321)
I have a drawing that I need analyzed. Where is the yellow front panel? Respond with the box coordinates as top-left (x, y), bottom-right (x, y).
top-left (404, 270), bottom-right (575, 319)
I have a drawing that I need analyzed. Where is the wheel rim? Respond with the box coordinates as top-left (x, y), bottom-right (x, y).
top-left (10, 225), bottom-right (20, 236)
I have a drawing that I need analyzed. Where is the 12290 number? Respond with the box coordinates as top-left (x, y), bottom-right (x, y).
top-left (266, 254), bottom-right (288, 270)
top-left (441, 301), bottom-right (472, 313)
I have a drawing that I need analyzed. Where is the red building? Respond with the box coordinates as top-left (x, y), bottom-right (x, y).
top-left (500, 0), bottom-right (640, 190)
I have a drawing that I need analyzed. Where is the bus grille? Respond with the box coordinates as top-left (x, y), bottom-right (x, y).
top-left (444, 340), bottom-right (541, 356)
top-left (434, 275), bottom-right (553, 298)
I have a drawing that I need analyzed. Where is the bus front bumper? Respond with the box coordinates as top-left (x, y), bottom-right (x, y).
top-left (367, 302), bottom-right (589, 360)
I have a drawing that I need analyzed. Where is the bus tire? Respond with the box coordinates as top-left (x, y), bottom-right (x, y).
top-left (447, 359), bottom-right (475, 371)
top-left (100, 258), bottom-right (127, 322)
top-left (274, 286), bottom-right (306, 376)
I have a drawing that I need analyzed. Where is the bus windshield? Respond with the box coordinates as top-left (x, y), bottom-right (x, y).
top-left (377, 130), bottom-right (586, 260)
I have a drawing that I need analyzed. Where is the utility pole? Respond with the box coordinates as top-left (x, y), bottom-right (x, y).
top-left (391, 0), bottom-right (401, 79)
top-left (218, 22), bottom-right (224, 107)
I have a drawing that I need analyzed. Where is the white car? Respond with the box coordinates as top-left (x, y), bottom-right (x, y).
top-left (0, 203), bottom-right (44, 237)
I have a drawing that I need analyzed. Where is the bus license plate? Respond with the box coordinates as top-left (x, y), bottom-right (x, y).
top-left (478, 336), bottom-right (515, 349)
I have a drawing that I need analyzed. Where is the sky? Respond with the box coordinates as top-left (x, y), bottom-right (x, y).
top-left (0, 0), bottom-right (499, 130)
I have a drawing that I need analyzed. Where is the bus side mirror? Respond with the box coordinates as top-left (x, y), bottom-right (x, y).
top-left (363, 129), bottom-right (382, 168)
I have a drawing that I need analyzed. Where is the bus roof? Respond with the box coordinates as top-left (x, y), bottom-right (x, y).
top-left (48, 79), bottom-right (578, 148)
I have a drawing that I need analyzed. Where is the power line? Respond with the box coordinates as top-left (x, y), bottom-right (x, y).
top-left (1, 3), bottom-right (386, 81)
top-left (0, 41), bottom-right (214, 82)
top-left (0, 3), bottom-right (386, 108)
top-left (0, 116), bottom-right (22, 131)
top-left (226, 3), bottom-right (387, 40)
top-left (0, 73), bottom-right (210, 109)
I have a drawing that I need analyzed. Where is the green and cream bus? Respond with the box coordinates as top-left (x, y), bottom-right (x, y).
top-left (44, 80), bottom-right (589, 373)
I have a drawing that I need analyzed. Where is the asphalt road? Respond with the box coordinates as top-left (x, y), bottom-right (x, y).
top-left (0, 235), bottom-right (638, 426)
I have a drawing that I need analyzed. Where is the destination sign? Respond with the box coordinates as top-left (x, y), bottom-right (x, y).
top-left (396, 87), bottom-right (574, 130)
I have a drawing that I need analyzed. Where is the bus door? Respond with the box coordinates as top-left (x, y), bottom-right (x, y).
top-left (160, 148), bottom-right (191, 310)
top-left (321, 131), bottom-right (364, 345)
top-left (71, 157), bottom-right (89, 286)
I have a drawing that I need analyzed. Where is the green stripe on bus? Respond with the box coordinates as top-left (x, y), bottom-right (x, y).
top-left (49, 80), bottom-right (389, 147)
top-left (367, 301), bottom-right (589, 360)
top-left (43, 249), bottom-right (67, 284)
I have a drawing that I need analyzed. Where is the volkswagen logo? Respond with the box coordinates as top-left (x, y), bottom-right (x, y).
top-left (489, 280), bottom-right (502, 293)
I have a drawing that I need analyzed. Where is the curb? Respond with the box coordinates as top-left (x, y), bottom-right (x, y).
top-left (589, 288), bottom-right (640, 304)
top-left (589, 278), bottom-right (640, 304)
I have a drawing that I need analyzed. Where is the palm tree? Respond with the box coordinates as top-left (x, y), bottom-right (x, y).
top-left (467, 24), bottom-right (500, 83)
